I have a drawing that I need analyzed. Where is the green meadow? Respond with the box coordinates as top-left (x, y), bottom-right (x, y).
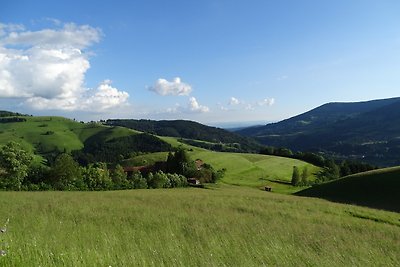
top-left (0, 186), bottom-right (399, 266)
top-left (127, 149), bottom-right (319, 193)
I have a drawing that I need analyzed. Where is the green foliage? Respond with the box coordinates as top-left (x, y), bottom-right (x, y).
top-left (111, 164), bottom-right (129, 189)
top-left (291, 166), bottom-right (300, 186)
top-left (147, 171), bottom-right (171, 189)
top-left (131, 172), bottom-right (148, 189)
top-left (0, 141), bottom-right (33, 190)
top-left (300, 166), bottom-right (309, 185)
top-left (50, 153), bottom-right (83, 190)
top-left (80, 132), bottom-right (172, 163)
top-left (316, 164), bottom-right (340, 184)
top-left (166, 148), bottom-right (195, 176)
top-left (81, 163), bottom-right (112, 190)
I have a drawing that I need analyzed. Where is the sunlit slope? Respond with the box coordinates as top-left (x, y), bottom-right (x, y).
top-left (190, 151), bottom-right (319, 188)
top-left (127, 136), bottom-right (319, 191)
top-left (0, 116), bottom-right (138, 155)
top-left (296, 166), bottom-right (400, 212)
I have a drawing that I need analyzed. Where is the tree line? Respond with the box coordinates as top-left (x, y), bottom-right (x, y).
top-left (260, 146), bottom-right (377, 186)
top-left (0, 142), bottom-right (223, 191)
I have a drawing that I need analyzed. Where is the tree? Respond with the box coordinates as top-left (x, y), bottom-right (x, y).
top-left (166, 148), bottom-right (195, 176)
top-left (82, 163), bottom-right (112, 190)
top-left (50, 153), bottom-right (84, 190)
top-left (132, 172), bottom-right (147, 189)
top-left (0, 141), bottom-right (33, 190)
top-left (291, 166), bottom-right (300, 186)
top-left (147, 171), bottom-right (170, 188)
top-left (300, 166), bottom-right (309, 186)
top-left (111, 164), bottom-right (129, 189)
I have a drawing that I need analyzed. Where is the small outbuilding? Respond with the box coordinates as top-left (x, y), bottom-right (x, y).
top-left (264, 186), bottom-right (272, 192)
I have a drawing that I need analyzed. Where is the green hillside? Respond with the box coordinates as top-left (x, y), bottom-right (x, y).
top-left (296, 166), bottom-right (400, 212)
top-left (0, 186), bottom-right (398, 266)
top-left (107, 119), bottom-right (263, 152)
top-left (126, 143), bottom-right (319, 193)
top-left (0, 116), bottom-right (148, 162)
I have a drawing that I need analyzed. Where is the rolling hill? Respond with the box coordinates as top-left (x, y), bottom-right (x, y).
top-left (237, 97), bottom-right (400, 166)
top-left (125, 149), bottom-right (320, 193)
top-left (106, 119), bottom-right (263, 153)
top-left (296, 166), bottom-right (400, 212)
top-left (0, 114), bottom-right (318, 192)
top-left (0, 115), bottom-right (171, 163)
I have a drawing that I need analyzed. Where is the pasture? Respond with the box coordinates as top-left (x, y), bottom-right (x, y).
top-left (0, 186), bottom-right (399, 266)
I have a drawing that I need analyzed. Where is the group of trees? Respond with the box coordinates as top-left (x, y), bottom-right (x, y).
top-left (291, 166), bottom-right (310, 186)
top-left (0, 142), bottom-right (222, 191)
top-left (74, 132), bottom-right (172, 164)
top-left (261, 146), bottom-right (376, 185)
top-left (166, 149), bottom-right (225, 183)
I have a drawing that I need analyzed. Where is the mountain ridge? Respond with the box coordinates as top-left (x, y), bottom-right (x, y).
top-left (236, 97), bottom-right (400, 166)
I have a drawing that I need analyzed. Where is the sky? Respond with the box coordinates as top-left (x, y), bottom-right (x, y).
top-left (1, 0), bottom-right (400, 126)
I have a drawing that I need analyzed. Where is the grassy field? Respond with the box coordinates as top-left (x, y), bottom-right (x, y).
top-left (190, 151), bottom-right (318, 190)
top-left (0, 186), bottom-right (399, 266)
top-left (297, 166), bottom-right (400, 212)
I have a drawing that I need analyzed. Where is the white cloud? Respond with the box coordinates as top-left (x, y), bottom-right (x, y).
top-left (148, 77), bottom-right (192, 96)
top-left (26, 80), bottom-right (129, 111)
top-left (82, 80), bottom-right (129, 110)
top-left (258, 98), bottom-right (275, 106)
top-left (229, 96), bottom-right (240, 105)
top-left (0, 22), bottom-right (128, 112)
top-left (188, 97), bottom-right (209, 113)
top-left (164, 97), bottom-right (209, 114)
top-left (0, 23), bottom-right (25, 37)
top-left (0, 23), bottom-right (101, 49)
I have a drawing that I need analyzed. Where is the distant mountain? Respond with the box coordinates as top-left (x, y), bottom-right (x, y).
top-left (106, 119), bottom-right (263, 153)
top-left (236, 97), bottom-right (400, 166)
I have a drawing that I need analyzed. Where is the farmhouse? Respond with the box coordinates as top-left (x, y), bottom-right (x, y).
top-left (123, 166), bottom-right (150, 177)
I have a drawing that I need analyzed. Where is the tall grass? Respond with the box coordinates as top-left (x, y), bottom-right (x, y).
top-left (0, 186), bottom-right (398, 266)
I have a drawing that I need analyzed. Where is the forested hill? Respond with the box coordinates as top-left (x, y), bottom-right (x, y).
top-left (106, 119), bottom-right (263, 152)
top-left (236, 97), bottom-right (400, 166)
top-left (0, 110), bottom-right (30, 117)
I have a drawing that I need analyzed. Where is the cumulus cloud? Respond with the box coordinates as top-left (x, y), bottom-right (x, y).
top-left (188, 97), bottom-right (209, 113)
top-left (258, 98), bottom-right (275, 106)
top-left (83, 80), bottom-right (129, 110)
top-left (148, 77), bottom-right (192, 96)
top-left (229, 97), bottom-right (240, 105)
top-left (0, 22), bottom-right (128, 112)
top-left (164, 97), bottom-right (209, 114)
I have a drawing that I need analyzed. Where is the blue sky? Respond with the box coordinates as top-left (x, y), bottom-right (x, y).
top-left (1, 0), bottom-right (400, 125)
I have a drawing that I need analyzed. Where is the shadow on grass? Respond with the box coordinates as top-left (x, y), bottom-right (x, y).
top-left (295, 167), bottom-right (400, 213)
